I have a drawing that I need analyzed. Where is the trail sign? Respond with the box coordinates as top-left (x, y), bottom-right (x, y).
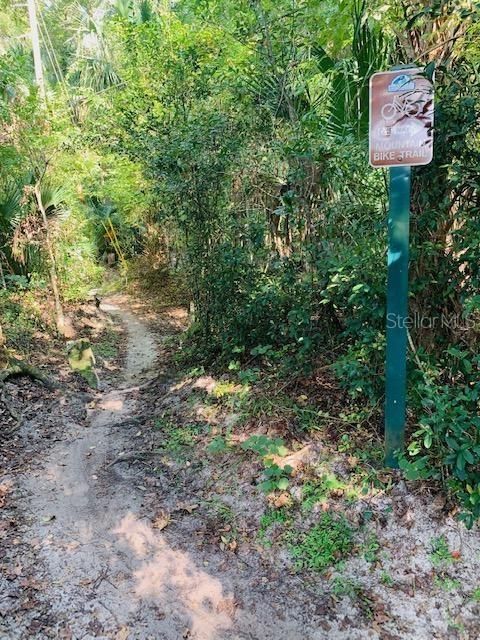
top-left (369, 66), bottom-right (435, 467)
top-left (369, 68), bottom-right (434, 168)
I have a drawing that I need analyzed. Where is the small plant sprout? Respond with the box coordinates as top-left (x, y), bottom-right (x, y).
top-left (430, 536), bottom-right (454, 567)
top-left (380, 571), bottom-right (394, 587)
top-left (241, 435), bottom-right (292, 493)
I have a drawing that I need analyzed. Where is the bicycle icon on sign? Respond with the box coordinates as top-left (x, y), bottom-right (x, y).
top-left (381, 94), bottom-right (422, 122)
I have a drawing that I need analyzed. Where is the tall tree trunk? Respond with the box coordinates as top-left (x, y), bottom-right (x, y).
top-left (34, 184), bottom-right (66, 336)
top-left (0, 259), bottom-right (6, 290)
top-left (0, 323), bottom-right (5, 362)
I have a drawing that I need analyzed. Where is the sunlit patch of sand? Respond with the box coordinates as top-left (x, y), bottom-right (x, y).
top-left (113, 512), bottom-right (233, 639)
top-left (97, 396), bottom-right (125, 412)
top-left (113, 513), bottom-right (156, 557)
top-left (192, 376), bottom-right (217, 394)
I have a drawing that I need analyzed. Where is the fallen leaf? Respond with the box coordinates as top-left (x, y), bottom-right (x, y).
top-left (58, 626), bottom-right (73, 640)
top-left (152, 511), bottom-right (171, 531)
top-left (175, 503), bottom-right (198, 514)
top-left (79, 578), bottom-right (93, 587)
top-left (272, 492), bottom-right (291, 508)
top-left (432, 493), bottom-right (446, 508)
top-left (216, 597), bottom-right (237, 620)
top-left (115, 626), bottom-right (130, 640)
top-left (401, 508), bottom-right (414, 528)
top-left (451, 550), bottom-right (461, 560)
top-left (42, 515), bottom-right (56, 524)
top-left (18, 577), bottom-right (41, 590)
top-left (0, 482), bottom-right (11, 497)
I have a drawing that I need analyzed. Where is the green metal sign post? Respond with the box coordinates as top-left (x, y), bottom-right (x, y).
top-left (369, 67), bottom-right (434, 467)
top-left (384, 166), bottom-right (411, 467)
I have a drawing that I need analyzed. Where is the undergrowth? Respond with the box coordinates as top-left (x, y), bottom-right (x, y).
top-left (0, 289), bottom-right (56, 356)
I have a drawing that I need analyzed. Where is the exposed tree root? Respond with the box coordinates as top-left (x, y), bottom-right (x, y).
top-left (102, 416), bottom-right (145, 430)
top-left (106, 451), bottom-right (154, 469)
top-left (115, 374), bottom-right (170, 395)
top-left (0, 356), bottom-right (60, 390)
top-left (0, 355), bottom-right (60, 434)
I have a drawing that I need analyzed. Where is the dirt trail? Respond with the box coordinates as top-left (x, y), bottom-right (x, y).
top-left (5, 299), bottom-right (238, 639)
top-left (11, 304), bottom-right (244, 640)
top-left (16, 299), bottom-right (166, 637)
top-left (4, 299), bottom-right (318, 640)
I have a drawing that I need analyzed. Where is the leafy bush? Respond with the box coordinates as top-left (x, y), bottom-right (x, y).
top-left (399, 360), bottom-right (480, 528)
top-left (259, 460), bottom-right (293, 493)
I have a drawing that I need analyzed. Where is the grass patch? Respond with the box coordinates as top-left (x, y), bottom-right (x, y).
top-left (434, 575), bottom-right (461, 592)
top-left (258, 508), bottom-right (292, 546)
top-left (206, 498), bottom-right (236, 525)
top-left (471, 587), bottom-right (480, 601)
top-left (331, 576), bottom-right (363, 598)
top-left (155, 415), bottom-right (208, 459)
top-left (380, 570), bottom-right (394, 587)
top-left (362, 533), bottom-right (381, 563)
top-left (331, 575), bottom-right (376, 618)
top-left (288, 512), bottom-right (354, 572)
top-left (301, 473), bottom-right (346, 510)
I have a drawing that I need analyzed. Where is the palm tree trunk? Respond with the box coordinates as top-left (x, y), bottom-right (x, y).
top-left (0, 259), bottom-right (6, 290)
top-left (34, 184), bottom-right (66, 336)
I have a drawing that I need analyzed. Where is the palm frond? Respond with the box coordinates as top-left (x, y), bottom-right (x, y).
top-left (0, 181), bottom-right (22, 230)
top-left (38, 182), bottom-right (67, 218)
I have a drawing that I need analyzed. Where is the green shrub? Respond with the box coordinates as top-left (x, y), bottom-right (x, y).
top-left (399, 356), bottom-right (480, 528)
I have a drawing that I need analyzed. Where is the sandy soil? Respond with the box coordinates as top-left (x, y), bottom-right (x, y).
top-left (1, 297), bottom-right (480, 640)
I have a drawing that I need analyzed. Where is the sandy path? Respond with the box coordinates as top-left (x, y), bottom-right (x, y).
top-left (11, 300), bottom-right (233, 639)
top-left (4, 298), bottom-right (319, 640)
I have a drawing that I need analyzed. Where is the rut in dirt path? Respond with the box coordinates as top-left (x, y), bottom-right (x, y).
top-left (11, 299), bottom-right (235, 640)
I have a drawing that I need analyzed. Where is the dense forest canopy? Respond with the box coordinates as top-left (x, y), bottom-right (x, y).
top-left (1, 0), bottom-right (480, 523)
